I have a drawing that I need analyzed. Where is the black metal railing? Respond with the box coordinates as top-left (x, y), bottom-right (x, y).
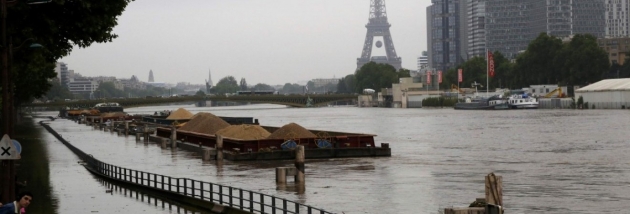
top-left (40, 121), bottom-right (333, 214)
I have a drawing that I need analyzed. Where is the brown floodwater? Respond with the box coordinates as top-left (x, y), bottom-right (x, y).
top-left (34, 104), bottom-right (630, 213)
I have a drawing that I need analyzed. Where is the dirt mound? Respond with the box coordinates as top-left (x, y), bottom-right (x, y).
top-left (166, 108), bottom-right (194, 120)
top-left (101, 112), bottom-right (127, 118)
top-left (216, 125), bottom-right (271, 140)
top-left (267, 123), bottom-right (317, 139)
top-left (179, 112), bottom-right (230, 135)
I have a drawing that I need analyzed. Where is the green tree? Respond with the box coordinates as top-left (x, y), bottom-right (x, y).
top-left (397, 68), bottom-right (411, 79)
top-left (455, 57), bottom-right (487, 90)
top-left (239, 78), bottom-right (248, 91)
top-left (195, 90), bottom-right (206, 96)
top-left (354, 62), bottom-right (398, 93)
top-left (96, 82), bottom-right (125, 98)
top-left (44, 79), bottom-right (73, 101)
top-left (280, 83), bottom-right (304, 94)
top-left (337, 77), bottom-right (347, 93)
top-left (560, 34), bottom-right (609, 86)
top-left (608, 62), bottom-right (622, 79)
top-left (8, 0), bottom-right (134, 106)
top-left (490, 51), bottom-right (514, 89)
top-left (344, 74), bottom-right (356, 92)
top-left (213, 76), bottom-right (240, 95)
top-left (252, 83), bottom-right (274, 91)
top-left (621, 57), bottom-right (630, 78)
top-left (514, 33), bottom-right (564, 87)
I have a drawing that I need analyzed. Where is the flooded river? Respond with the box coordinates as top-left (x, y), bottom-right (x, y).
top-left (31, 105), bottom-right (630, 213)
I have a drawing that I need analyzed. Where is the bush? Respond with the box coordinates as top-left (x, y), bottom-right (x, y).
top-left (421, 97), bottom-right (458, 107)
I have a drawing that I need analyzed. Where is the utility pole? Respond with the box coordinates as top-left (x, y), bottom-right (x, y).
top-left (0, 0), bottom-right (16, 203)
top-left (0, 0), bottom-right (50, 202)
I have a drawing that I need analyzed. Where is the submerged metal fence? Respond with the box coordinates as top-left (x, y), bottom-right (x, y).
top-left (40, 121), bottom-right (333, 214)
top-left (539, 98), bottom-right (630, 109)
top-left (538, 98), bottom-right (574, 109)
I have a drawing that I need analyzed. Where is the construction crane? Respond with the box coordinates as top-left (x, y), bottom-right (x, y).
top-left (544, 87), bottom-right (566, 98)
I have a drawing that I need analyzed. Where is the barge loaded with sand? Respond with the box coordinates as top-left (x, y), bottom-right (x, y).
top-left (142, 108), bottom-right (258, 126)
top-left (150, 109), bottom-right (390, 161)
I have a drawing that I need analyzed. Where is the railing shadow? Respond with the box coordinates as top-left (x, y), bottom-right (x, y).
top-left (95, 176), bottom-right (214, 214)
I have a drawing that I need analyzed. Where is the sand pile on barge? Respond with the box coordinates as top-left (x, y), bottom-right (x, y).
top-left (267, 123), bottom-right (317, 139)
top-left (216, 125), bottom-right (271, 140)
top-left (101, 112), bottom-right (127, 118)
top-left (166, 108), bottom-right (194, 120)
top-left (179, 112), bottom-right (230, 135)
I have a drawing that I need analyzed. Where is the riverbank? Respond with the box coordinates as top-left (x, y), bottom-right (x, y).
top-left (11, 116), bottom-right (56, 213)
top-left (13, 115), bottom-right (220, 213)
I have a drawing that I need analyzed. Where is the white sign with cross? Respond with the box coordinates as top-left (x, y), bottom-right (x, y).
top-left (0, 134), bottom-right (21, 160)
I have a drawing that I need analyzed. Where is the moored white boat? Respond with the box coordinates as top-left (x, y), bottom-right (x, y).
top-left (508, 94), bottom-right (538, 109)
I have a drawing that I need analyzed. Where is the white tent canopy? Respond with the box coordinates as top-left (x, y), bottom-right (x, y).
top-left (575, 78), bottom-right (630, 109)
top-left (576, 78), bottom-right (630, 92)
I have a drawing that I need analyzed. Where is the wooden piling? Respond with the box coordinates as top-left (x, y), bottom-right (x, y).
top-left (276, 167), bottom-right (287, 184)
top-left (135, 133), bottom-right (141, 141)
top-left (161, 138), bottom-right (167, 149)
top-left (124, 121), bottom-right (129, 136)
top-left (170, 126), bottom-right (177, 148)
top-left (295, 145), bottom-right (305, 183)
top-left (485, 173), bottom-right (503, 207)
top-left (216, 135), bottom-right (223, 161)
top-left (202, 148), bottom-right (213, 161)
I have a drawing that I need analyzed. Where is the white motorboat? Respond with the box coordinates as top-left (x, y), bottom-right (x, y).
top-left (508, 94), bottom-right (538, 109)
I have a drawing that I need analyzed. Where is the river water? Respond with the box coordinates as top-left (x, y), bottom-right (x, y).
top-left (33, 104), bottom-right (630, 213)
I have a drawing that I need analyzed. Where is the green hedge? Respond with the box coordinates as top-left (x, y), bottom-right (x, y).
top-left (421, 97), bottom-right (458, 107)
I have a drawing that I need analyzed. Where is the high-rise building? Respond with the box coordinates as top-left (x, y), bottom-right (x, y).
top-left (466, 0), bottom-right (486, 58)
top-left (427, 0), bottom-right (466, 71)
top-left (417, 51), bottom-right (429, 70)
top-left (486, 0), bottom-right (605, 59)
top-left (486, 0), bottom-right (536, 59)
top-left (606, 0), bottom-right (630, 38)
top-left (67, 78), bottom-right (99, 96)
top-left (598, 37), bottom-right (630, 65)
top-left (55, 62), bottom-right (72, 86)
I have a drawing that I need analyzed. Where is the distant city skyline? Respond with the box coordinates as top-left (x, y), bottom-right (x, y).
top-left (59, 0), bottom-right (430, 86)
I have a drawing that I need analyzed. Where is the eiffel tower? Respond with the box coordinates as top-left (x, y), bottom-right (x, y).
top-left (356, 0), bottom-right (402, 70)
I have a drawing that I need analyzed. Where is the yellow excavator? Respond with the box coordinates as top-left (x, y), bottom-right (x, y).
top-left (451, 84), bottom-right (464, 94)
top-left (544, 87), bottom-right (566, 98)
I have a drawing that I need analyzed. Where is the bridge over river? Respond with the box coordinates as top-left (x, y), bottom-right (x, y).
top-left (25, 94), bottom-right (357, 108)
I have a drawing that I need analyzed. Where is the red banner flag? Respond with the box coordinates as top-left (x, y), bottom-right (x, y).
top-left (427, 71), bottom-right (431, 84)
top-left (458, 69), bottom-right (463, 83)
top-left (438, 70), bottom-right (442, 83)
top-left (488, 51), bottom-right (495, 77)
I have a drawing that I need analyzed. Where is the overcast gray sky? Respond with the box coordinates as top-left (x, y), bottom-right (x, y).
top-left (59, 0), bottom-right (431, 86)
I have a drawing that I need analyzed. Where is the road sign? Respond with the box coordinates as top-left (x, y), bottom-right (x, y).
top-left (0, 134), bottom-right (21, 160)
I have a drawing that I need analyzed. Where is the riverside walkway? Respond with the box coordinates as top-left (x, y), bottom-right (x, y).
top-left (39, 120), bottom-right (334, 214)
